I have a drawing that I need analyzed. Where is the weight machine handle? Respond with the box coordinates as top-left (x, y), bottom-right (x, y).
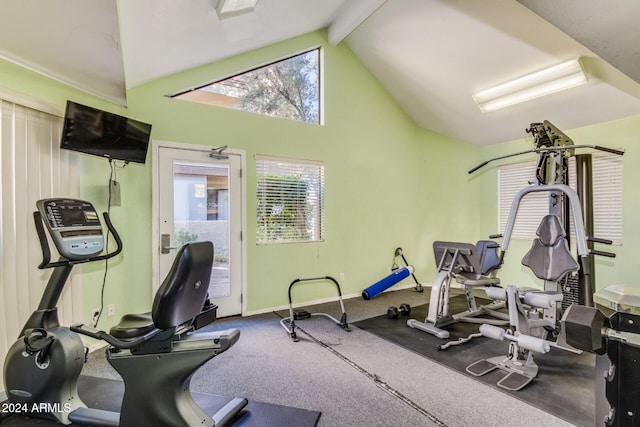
top-left (591, 249), bottom-right (616, 258)
top-left (588, 237), bottom-right (614, 245)
top-left (468, 144), bottom-right (624, 175)
top-left (592, 145), bottom-right (625, 156)
top-left (468, 161), bottom-right (489, 174)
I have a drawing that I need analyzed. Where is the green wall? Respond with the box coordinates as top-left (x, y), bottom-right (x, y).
top-left (125, 30), bottom-right (482, 313)
top-left (0, 30), bottom-right (481, 324)
top-left (7, 27), bottom-right (637, 327)
top-left (475, 116), bottom-right (640, 293)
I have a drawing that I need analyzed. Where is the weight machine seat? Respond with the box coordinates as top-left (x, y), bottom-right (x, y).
top-left (453, 240), bottom-right (502, 286)
top-left (109, 241), bottom-right (213, 343)
top-left (521, 215), bottom-right (579, 282)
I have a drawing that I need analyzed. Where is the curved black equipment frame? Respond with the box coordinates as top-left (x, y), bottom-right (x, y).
top-left (280, 276), bottom-right (351, 342)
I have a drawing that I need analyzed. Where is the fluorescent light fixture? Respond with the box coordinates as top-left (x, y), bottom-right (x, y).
top-left (473, 58), bottom-right (588, 113)
top-left (216, 0), bottom-right (259, 18)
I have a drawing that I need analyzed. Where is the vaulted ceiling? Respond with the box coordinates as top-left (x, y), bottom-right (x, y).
top-left (1, 0), bottom-right (639, 145)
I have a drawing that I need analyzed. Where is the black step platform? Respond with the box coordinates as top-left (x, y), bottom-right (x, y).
top-left (2, 375), bottom-right (321, 427)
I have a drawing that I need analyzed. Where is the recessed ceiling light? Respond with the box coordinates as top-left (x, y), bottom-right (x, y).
top-left (216, 0), bottom-right (259, 19)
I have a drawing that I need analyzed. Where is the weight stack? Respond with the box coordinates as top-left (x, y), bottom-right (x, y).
top-left (562, 275), bottom-right (581, 311)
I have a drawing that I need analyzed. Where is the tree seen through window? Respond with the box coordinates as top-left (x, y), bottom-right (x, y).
top-left (173, 49), bottom-right (320, 124)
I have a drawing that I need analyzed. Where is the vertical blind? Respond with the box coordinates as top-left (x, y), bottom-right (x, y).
top-left (256, 155), bottom-right (324, 243)
top-left (1, 99), bottom-right (81, 389)
top-left (498, 153), bottom-right (623, 243)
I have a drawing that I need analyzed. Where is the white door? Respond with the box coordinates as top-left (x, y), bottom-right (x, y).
top-left (155, 144), bottom-right (244, 317)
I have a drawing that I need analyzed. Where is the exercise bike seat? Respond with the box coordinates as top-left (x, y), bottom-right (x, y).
top-left (81, 241), bottom-right (216, 349)
top-left (73, 241), bottom-right (248, 427)
top-left (110, 313), bottom-right (155, 339)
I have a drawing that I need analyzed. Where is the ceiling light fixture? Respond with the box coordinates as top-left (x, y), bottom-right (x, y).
top-left (216, 0), bottom-right (259, 19)
top-left (472, 58), bottom-right (588, 113)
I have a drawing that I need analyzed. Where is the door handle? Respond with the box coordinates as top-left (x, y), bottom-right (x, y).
top-left (161, 234), bottom-right (178, 254)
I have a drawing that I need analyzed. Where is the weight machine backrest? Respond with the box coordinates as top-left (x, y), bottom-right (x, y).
top-left (476, 240), bottom-right (501, 276)
top-left (521, 215), bottom-right (579, 281)
top-left (433, 241), bottom-right (481, 279)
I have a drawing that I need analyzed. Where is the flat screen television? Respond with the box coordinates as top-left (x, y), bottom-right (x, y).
top-left (60, 101), bottom-right (152, 164)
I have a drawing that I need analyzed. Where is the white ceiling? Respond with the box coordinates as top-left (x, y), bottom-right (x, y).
top-left (1, 0), bottom-right (639, 145)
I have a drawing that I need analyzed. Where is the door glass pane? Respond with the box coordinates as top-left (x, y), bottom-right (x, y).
top-left (173, 160), bottom-right (230, 298)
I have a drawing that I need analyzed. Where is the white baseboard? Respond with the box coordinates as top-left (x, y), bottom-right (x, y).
top-left (244, 282), bottom-right (427, 317)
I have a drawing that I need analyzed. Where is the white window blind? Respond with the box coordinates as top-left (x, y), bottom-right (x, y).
top-left (1, 99), bottom-right (81, 389)
top-left (498, 153), bottom-right (623, 243)
top-left (498, 162), bottom-right (549, 239)
top-left (591, 154), bottom-right (623, 243)
top-left (256, 155), bottom-right (324, 243)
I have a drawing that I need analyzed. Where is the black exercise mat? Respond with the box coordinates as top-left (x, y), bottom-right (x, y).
top-left (2, 375), bottom-right (321, 427)
top-left (354, 295), bottom-right (595, 427)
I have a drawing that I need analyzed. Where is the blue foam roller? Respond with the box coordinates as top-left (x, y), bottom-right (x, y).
top-left (362, 266), bottom-right (413, 300)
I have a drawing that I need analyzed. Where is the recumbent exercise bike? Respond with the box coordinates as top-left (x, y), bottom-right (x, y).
top-left (2, 198), bottom-right (247, 426)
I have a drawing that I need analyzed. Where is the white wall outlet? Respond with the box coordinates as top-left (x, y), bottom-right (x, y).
top-left (339, 272), bottom-right (345, 281)
top-left (107, 304), bottom-right (115, 317)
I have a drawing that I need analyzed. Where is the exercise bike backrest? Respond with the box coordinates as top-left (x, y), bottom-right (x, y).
top-left (21, 198), bottom-right (121, 335)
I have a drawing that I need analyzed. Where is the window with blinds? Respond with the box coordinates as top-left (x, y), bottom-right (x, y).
top-left (498, 153), bottom-right (623, 243)
top-left (256, 155), bottom-right (324, 244)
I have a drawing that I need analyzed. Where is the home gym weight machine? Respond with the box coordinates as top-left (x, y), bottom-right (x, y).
top-left (406, 240), bottom-right (507, 340)
top-left (464, 121), bottom-right (622, 390)
top-left (2, 198), bottom-right (247, 426)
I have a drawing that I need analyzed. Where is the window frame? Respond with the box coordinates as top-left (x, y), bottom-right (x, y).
top-left (170, 47), bottom-right (323, 125)
top-left (255, 155), bottom-right (324, 245)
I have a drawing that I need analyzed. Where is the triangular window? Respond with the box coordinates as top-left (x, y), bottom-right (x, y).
top-left (172, 48), bottom-right (321, 124)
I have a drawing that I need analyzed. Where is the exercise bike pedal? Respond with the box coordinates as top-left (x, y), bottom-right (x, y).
top-left (294, 310), bottom-right (311, 320)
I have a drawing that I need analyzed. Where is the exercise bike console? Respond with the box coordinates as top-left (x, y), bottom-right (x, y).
top-left (37, 198), bottom-right (104, 260)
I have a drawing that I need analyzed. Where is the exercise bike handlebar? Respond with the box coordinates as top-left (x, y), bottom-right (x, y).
top-left (35, 211), bottom-right (123, 269)
top-left (70, 323), bottom-right (162, 349)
